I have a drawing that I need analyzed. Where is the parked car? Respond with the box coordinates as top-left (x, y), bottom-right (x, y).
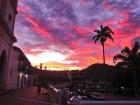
top-left (89, 92), bottom-right (104, 100)
top-left (67, 95), bottom-right (80, 105)
top-left (63, 88), bottom-right (71, 100)
top-left (70, 91), bottom-right (78, 96)
top-left (67, 95), bottom-right (92, 105)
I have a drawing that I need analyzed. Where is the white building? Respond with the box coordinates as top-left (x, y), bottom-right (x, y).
top-left (13, 46), bottom-right (32, 89)
top-left (0, 0), bottom-right (18, 91)
top-left (5, 46), bottom-right (32, 90)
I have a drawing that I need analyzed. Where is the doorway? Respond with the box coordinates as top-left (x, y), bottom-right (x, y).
top-left (0, 50), bottom-right (7, 90)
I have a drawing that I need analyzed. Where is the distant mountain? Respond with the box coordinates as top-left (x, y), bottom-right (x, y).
top-left (82, 63), bottom-right (115, 82)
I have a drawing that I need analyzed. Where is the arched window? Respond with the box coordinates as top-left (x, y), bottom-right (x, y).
top-left (8, 14), bottom-right (12, 22)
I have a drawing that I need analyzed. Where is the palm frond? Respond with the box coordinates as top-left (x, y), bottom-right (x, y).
top-left (114, 42), bottom-right (140, 68)
top-left (95, 36), bottom-right (101, 43)
top-left (104, 26), bottom-right (109, 30)
top-left (105, 33), bottom-right (113, 41)
top-left (100, 37), bottom-right (106, 43)
top-left (94, 30), bottom-right (100, 33)
top-left (94, 30), bottom-right (101, 35)
top-left (92, 35), bottom-right (98, 40)
top-left (110, 30), bottom-right (114, 34)
top-left (107, 28), bottom-right (114, 34)
top-left (113, 54), bottom-right (127, 62)
top-left (121, 47), bottom-right (130, 55)
top-left (116, 62), bottom-right (129, 67)
top-left (103, 26), bottom-right (114, 35)
top-left (100, 25), bottom-right (103, 30)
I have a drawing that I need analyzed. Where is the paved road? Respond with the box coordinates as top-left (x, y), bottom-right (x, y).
top-left (81, 101), bottom-right (140, 105)
top-left (101, 93), bottom-right (140, 100)
top-left (1, 87), bottom-right (140, 105)
top-left (0, 87), bottom-right (52, 105)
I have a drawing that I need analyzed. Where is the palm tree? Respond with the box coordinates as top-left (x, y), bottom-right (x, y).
top-left (113, 42), bottom-right (140, 97)
top-left (92, 25), bottom-right (114, 64)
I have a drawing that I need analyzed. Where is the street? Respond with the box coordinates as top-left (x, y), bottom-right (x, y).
top-left (1, 87), bottom-right (140, 105)
top-left (0, 87), bottom-right (52, 105)
top-left (82, 101), bottom-right (140, 105)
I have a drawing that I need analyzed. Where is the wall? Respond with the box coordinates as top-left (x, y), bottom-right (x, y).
top-left (5, 48), bottom-right (19, 90)
top-left (0, 31), bottom-right (11, 90)
top-left (4, 0), bottom-right (17, 32)
top-left (0, 0), bottom-right (18, 91)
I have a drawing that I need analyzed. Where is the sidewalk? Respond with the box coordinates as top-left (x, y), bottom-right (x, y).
top-left (101, 93), bottom-right (140, 100)
top-left (0, 87), bottom-right (52, 105)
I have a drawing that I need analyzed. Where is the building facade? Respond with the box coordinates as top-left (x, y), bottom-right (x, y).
top-left (13, 46), bottom-right (32, 89)
top-left (0, 0), bottom-right (18, 90)
top-left (5, 46), bottom-right (19, 90)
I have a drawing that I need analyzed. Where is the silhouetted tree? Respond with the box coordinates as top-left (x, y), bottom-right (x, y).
top-left (92, 25), bottom-right (114, 64)
top-left (113, 42), bottom-right (140, 96)
top-left (44, 66), bottom-right (47, 70)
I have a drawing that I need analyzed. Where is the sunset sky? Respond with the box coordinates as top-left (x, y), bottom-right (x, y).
top-left (14, 0), bottom-right (140, 70)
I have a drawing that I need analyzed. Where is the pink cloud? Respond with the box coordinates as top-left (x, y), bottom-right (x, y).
top-left (15, 0), bottom-right (140, 70)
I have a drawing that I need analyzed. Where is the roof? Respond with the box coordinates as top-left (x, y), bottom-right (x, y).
top-left (13, 46), bottom-right (31, 65)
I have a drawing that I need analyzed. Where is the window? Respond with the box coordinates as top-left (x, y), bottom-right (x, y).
top-left (8, 14), bottom-right (12, 22)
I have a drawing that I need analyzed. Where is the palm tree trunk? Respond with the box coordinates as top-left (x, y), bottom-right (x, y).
top-left (102, 43), bottom-right (105, 64)
top-left (102, 42), bottom-right (106, 93)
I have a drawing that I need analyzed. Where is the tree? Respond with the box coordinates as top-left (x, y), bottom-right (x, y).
top-left (92, 25), bottom-right (114, 64)
top-left (44, 66), bottom-right (47, 70)
top-left (113, 42), bottom-right (140, 96)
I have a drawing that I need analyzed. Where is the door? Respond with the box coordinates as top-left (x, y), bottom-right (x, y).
top-left (0, 50), bottom-right (6, 90)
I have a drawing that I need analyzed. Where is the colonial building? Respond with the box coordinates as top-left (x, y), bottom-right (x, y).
top-left (0, 45), bottom-right (35, 91)
top-left (0, 0), bottom-right (18, 90)
top-left (12, 46), bottom-right (33, 89)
